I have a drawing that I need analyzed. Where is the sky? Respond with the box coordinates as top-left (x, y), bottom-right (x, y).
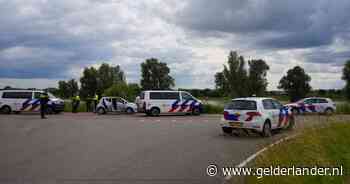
top-left (0, 0), bottom-right (349, 90)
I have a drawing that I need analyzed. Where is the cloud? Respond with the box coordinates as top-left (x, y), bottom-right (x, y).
top-left (0, 0), bottom-right (349, 90)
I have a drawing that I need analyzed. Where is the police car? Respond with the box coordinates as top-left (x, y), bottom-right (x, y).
top-left (136, 90), bottom-right (202, 116)
top-left (96, 97), bottom-right (137, 115)
top-left (220, 97), bottom-right (294, 137)
top-left (285, 97), bottom-right (336, 115)
top-left (0, 89), bottom-right (64, 114)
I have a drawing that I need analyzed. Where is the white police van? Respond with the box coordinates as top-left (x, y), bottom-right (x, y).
top-left (0, 90), bottom-right (64, 114)
top-left (220, 97), bottom-right (294, 137)
top-left (136, 90), bottom-right (202, 116)
top-left (96, 96), bottom-right (137, 115)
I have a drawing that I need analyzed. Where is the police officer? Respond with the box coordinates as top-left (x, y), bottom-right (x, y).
top-left (93, 94), bottom-right (99, 113)
top-left (86, 97), bottom-right (92, 112)
top-left (72, 95), bottom-right (80, 113)
top-left (40, 93), bottom-right (49, 119)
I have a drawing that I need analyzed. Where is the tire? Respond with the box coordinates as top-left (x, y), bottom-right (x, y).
top-left (150, 107), bottom-right (160, 116)
top-left (192, 107), bottom-right (201, 116)
top-left (324, 108), bottom-right (334, 116)
top-left (97, 107), bottom-right (106, 115)
top-left (261, 121), bottom-right (272, 137)
top-left (222, 127), bottom-right (233, 134)
top-left (126, 107), bottom-right (134, 114)
top-left (1, 106), bottom-right (11, 114)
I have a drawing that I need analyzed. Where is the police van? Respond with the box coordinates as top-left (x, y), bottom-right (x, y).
top-left (136, 90), bottom-right (202, 116)
top-left (0, 90), bottom-right (64, 114)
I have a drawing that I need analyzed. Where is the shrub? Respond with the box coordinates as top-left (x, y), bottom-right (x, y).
top-left (202, 104), bottom-right (223, 114)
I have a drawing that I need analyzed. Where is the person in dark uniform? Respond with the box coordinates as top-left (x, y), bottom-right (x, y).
top-left (40, 93), bottom-right (49, 119)
top-left (72, 95), bottom-right (80, 113)
top-left (86, 98), bottom-right (92, 112)
top-left (93, 94), bottom-right (99, 113)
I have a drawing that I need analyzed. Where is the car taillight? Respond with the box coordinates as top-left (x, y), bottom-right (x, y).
top-left (245, 112), bottom-right (261, 121)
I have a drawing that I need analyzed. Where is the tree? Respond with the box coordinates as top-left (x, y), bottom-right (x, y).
top-left (278, 66), bottom-right (311, 102)
top-left (140, 58), bottom-right (174, 90)
top-left (80, 67), bottom-right (99, 98)
top-left (57, 79), bottom-right (79, 98)
top-left (97, 63), bottom-right (125, 93)
top-left (80, 63), bottom-right (125, 98)
top-left (103, 83), bottom-right (141, 101)
top-left (248, 59), bottom-right (270, 96)
top-left (215, 51), bottom-right (268, 98)
top-left (222, 51), bottom-right (248, 97)
top-left (342, 60), bottom-right (350, 100)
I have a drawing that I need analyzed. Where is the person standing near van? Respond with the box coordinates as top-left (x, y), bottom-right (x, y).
top-left (86, 97), bottom-right (92, 112)
top-left (93, 94), bottom-right (99, 112)
top-left (72, 95), bottom-right (80, 113)
top-left (39, 93), bottom-right (49, 119)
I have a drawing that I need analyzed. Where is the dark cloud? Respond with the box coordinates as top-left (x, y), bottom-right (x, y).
top-left (176, 0), bottom-right (350, 49)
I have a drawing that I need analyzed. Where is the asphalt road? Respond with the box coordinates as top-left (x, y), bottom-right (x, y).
top-left (0, 113), bottom-right (289, 184)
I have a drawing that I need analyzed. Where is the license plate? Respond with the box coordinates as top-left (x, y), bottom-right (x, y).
top-left (229, 122), bottom-right (242, 127)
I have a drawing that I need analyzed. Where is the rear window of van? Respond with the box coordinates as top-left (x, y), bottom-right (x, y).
top-left (224, 100), bottom-right (257, 110)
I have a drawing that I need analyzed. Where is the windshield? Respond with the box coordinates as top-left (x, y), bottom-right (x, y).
top-left (47, 92), bottom-right (57, 99)
top-left (224, 100), bottom-right (257, 110)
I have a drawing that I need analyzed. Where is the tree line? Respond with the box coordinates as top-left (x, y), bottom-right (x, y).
top-left (57, 58), bottom-right (174, 101)
top-left (53, 50), bottom-right (350, 102)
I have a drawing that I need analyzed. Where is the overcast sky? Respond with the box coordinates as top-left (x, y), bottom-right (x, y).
top-left (0, 0), bottom-right (349, 90)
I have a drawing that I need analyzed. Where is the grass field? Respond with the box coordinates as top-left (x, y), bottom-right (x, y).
top-left (244, 122), bottom-right (350, 184)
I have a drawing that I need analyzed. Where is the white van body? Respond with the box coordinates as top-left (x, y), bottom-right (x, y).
top-left (96, 97), bottom-right (137, 114)
top-left (0, 90), bottom-right (64, 114)
top-left (136, 90), bottom-right (202, 116)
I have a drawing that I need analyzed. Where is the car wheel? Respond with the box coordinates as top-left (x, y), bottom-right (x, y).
top-left (324, 108), bottom-right (334, 116)
top-left (192, 107), bottom-right (200, 116)
top-left (1, 106), bottom-right (11, 114)
top-left (261, 121), bottom-right (272, 137)
top-left (126, 107), bottom-right (134, 114)
top-left (150, 107), bottom-right (160, 116)
top-left (222, 127), bottom-right (233, 134)
top-left (97, 107), bottom-right (106, 115)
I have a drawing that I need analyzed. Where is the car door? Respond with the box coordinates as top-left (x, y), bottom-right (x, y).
top-left (116, 98), bottom-right (127, 112)
top-left (315, 98), bottom-right (328, 112)
top-left (262, 99), bottom-right (279, 129)
top-left (271, 99), bottom-right (286, 128)
top-left (15, 91), bottom-right (34, 111)
top-left (303, 98), bottom-right (317, 113)
top-left (179, 92), bottom-right (195, 113)
top-left (160, 92), bottom-right (178, 113)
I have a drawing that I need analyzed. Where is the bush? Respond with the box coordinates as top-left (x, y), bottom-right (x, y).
top-left (103, 83), bottom-right (140, 102)
top-left (63, 100), bottom-right (87, 112)
top-left (202, 104), bottom-right (223, 114)
top-left (336, 103), bottom-right (350, 114)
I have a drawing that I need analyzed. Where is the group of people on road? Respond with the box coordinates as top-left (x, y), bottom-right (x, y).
top-left (40, 93), bottom-right (100, 119)
top-left (71, 94), bottom-right (99, 113)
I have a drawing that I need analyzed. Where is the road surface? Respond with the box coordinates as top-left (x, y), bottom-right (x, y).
top-left (0, 113), bottom-right (290, 184)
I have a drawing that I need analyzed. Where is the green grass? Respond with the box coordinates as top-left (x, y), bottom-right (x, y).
top-left (244, 122), bottom-right (350, 184)
top-left (336, 103), bottom-right (350, 114)
top-left (202, 104), bottom-right (224, 114)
